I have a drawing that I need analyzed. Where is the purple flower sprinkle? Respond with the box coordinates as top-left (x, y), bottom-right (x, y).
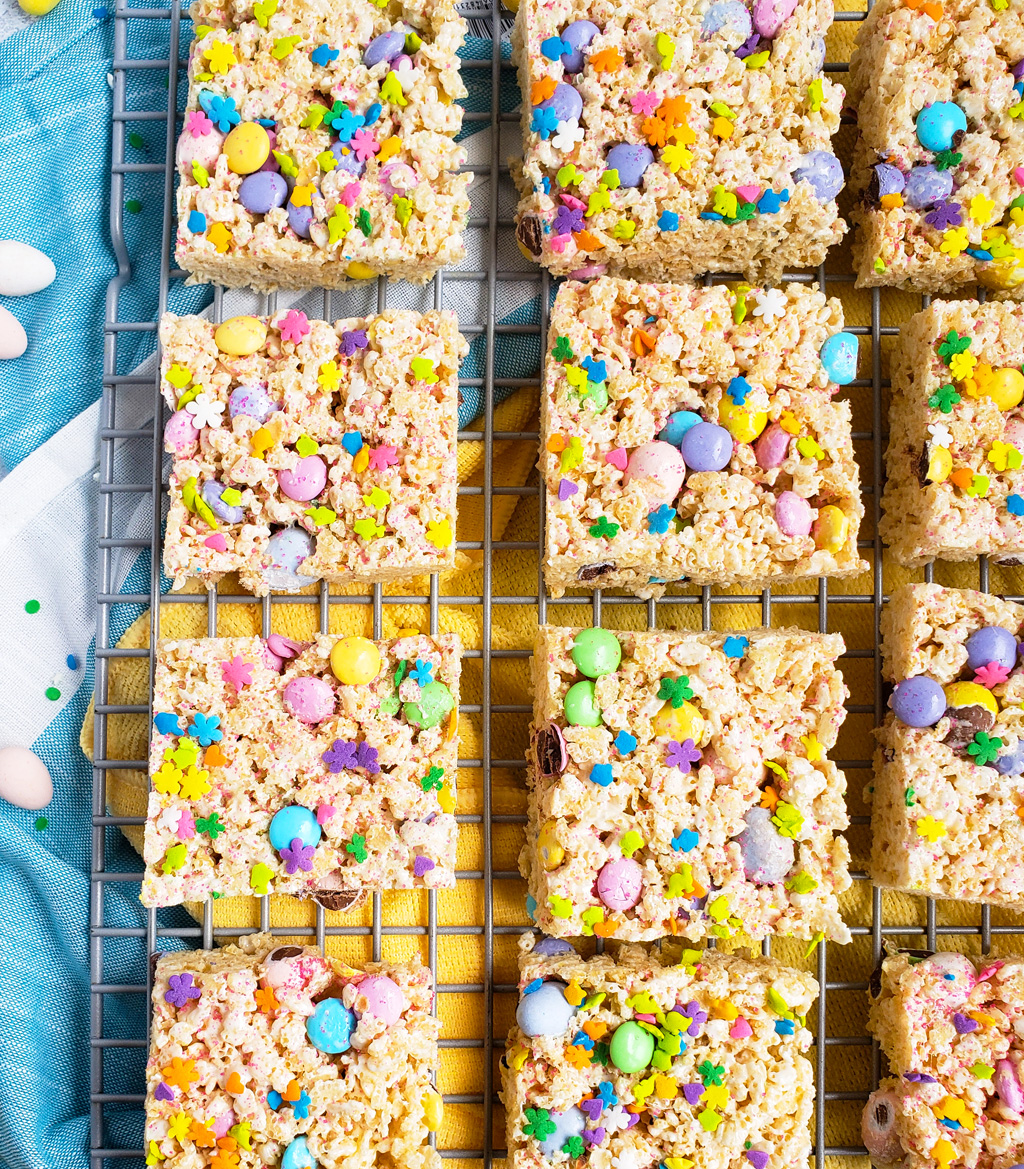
top-left (164, 972), bottom-right (201, 1009)
top-left (552, 205), bottom-right (584, 235)
top-left (953, 1012), bottom-right (978, 1035)
top-left (322, 739), bottom-right (358, 772)
top-left (356, 740), bottom-right (380, 774)
top-left (413, 855), bottom-right (436, 877)
top-left (683, 1082), bottom-right (704, 1106)
top-left (735, 32), bottom-right (762, 59)
top-left (341, 329), bottom-right (369, 357)
top-left (925, 201), bottom-right (962, 230)
top-left (678, 999), bottom-right (707, 1035)
top-left (666, 738), bottom-right (702, 770)
top-left (280, 837), bottom-right (316, 874)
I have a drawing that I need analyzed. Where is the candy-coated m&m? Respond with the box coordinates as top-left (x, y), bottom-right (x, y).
top-left (915, 102), bottom-right (967, 153)
top-left (283, 676), bottom-right (335, 724)
top-left (943, 680), bottom-right (998, 716)
top-left (564, 680), bottom-right (602, 726)
top-left (306, 998), bottom-right (355, 1052)
top-left (404, 681), bottom-right (455, 728)
top-left (364, 29), bottom-right (406, 66)
top-left (224, 122), bottom-right (270, 174)
top-left (754, 422), bottom-right (790, 469)
top-left (539, 83), bottom-right (583, 124)
top-left (820, 333), bottom-right (858, 385)
top-left (889, 676), bottom-right (945, 727)
top-left (516, 981), bottom-right (577, 1035)
top-left (653, 699), bottom-right (703, 742)
top-left (558, 20), bottom-right (599, 72)
top-left (965, 625), bottom-right (1018, 670)
top-left (792, 151), bottom-right (843, 202)
top-left (570, 627), bottom-right (622, 678)
top-left (659, 410), bottom-right (702, 446)
top-left (680, 422), bottom-right (732, 472)
top-left (269, 805), bottom-right (322, 851)
top-left (164, 409), bottom-right (199, 454)
top-left (330, 636), bottom-right (381, 684)
top-left (904, 164), bottom-right (952, 210)
top-left (609, 1020), bottom-right (655, 1072)
top-left (229, 382), bottom-right (275, 421)
top-left (239, 171), bottom-right (288, 214)
top-left (538, 821), bottom-right (564, 870)
top-left (606, 143), bottom-right (654, 188)
top-left (812, 505), bottom-right (848, 553)
top-left (215, 315), bottom-right (267, 356)
top-left (775, 491), bottom-right (813, 537)
top-left (278, 455), bottom-right (328, 502)
top-left (718, 399), bottom-right (767, 443)
top-left (355, 975), bottom-right (406, 1024)
top-left (985, 368), bottom-right (1024, 411)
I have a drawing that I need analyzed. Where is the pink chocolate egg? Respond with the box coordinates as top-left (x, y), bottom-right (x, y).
top-left (623, 441), bottom-right (686, 509)
top-left (1004, 417), bottom-right (1024, 449)
top-left (775, 491), bottom-right (813, 536)
top-left (596, 857), bottom-right (643, 911)
top-left (283, 676), bottom-right (335, 724)
top-left (175, 128), bottom-right (225, 175)
top-left (754, 422), bottom-right (790, 470)
top-left (752, 0), bottom-right (798, 38)
top-left (355, 974), bottom-right (407, 1024)
top-left (164, 409), bottom-right (200, 454)
top-left (278, 455), bottom-right (328, 502)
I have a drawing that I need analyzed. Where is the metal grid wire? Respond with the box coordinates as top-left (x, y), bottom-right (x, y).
top-left (89, 1), bottom-right (1024, 1166)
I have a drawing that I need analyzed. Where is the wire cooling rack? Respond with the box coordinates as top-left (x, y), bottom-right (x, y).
top-left (89, 1), bottom-right (1024, 1167)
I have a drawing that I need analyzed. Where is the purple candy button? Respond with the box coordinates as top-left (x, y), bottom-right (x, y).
top-left (605, 143), bottom-right (654, 188)
top-left (889, 675), bottom-right (946, 727)
top-left (239, 170), bottom-right (288, 214)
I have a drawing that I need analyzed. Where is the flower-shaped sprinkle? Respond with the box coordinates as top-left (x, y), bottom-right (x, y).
top-left (220, 656), bottom-right (253, 690)
top-left (968, 730), bottom-right (1003, 765)
top-left (531, 106), bottom-right (559, 139)
top-left (928, 384), bottom-right (961, 413)
top-left (552, 119), bottom-right (585, 152)
top-left (948, 350), bottom-right (976, 381)
top-left (410, 658), bottom-right (434, 686)
top-left (346, 834), bottom-right (368, 862)
top-left (201, 93), bottom-right (239, 132)
top-left (196, 812), bottom-right (225, 838)
top-left (647, 504), bottom-right (675, 534)
top-left (179, 766), bottom-right (211, 801)
top-left (279, 837), bottom-right (316, 873)
top-left (164, 973), bottom-right (202, 1009)
top-left (185, 392), bottom-right (226, 430)
top-left (553, 204), bottom-right (584, 235)
top-left (340, 329), bottom-right (369, 357)
top-left (631, 90), bottom-right (659, 115)
top-left (751, 287), bottom-right (788, 323)
top-left (974, 662), bottom-right (1010, 689)
top-left (928, 421), bottom-right (952, 447)
top-left (666, 738), bottom-right (702, 769)
top-left (279, 309), bottom-right (310, 344)
top-left (925, 202), bottom-right (962, 230)
top-left (988, 440), bottom-right (1023, 472)
top-left (658, 675), bottom-right (693, 707)
top-left (203, 40), bottom-right (237, 74)
top-left (426, 518), bottom-right (453, 548)
top-left (916, 815), bottom-right (946, 842)
top-left (187, 712), bottom-right (223, 746)
top-left (522, 1108), bottom-right (556, 1139)
top-left (351, 128), bottom-right (380, 161)
top-left (186, 110), bottom-right (213, 137)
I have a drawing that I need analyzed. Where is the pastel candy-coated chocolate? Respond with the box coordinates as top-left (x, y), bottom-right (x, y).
top-left (792, 151), bottom-right (844, 202)
top-left (283, 676), bottom-right (336, 724)
top-left (653, 699), bottom-right (703, 742)
top-left (570, 627), bottom-right (622, 678)
top-left (564, 679), bottom-right (602, 726)
top-left (965, 625), bottom-right (1018, 670)
top-left (812, 504), bottom-right (848, 553)
top-left (820, 332), bottom-right (858, 385)
top-left (994, 1059), bottom-right (1024, 1113)
top-left (228, 381), bottom-right (276, 422)
top-left (223, 122), bottom-right (270, 174)
top-left (903, 164), bottom-right (953, 210)
top-left (889, 675), bottom-right (945, 726)
top-left (532, 936), bottom-right (574, 955)
top-left (215, 315), bottom-right (267, 356)
top-left (922, 951), bottom-right (976, 983)
top-left (609, 1020), bottom-right (655, 1072)
top-left (239, 170), bottom-right (288, 214)
top-left (754, 422), bottom-right (790, 469)
top-left (861, 1091), bottom-right (903, 1165)
top-left (330, 636), bottom-right (381, 685)
top-left (985, 367), bottom-right (1024, 411)
top-left (288, 201), bottom-right (315, 239)
top-left (264, 633), bottom-right (304, 671)
top-left (774, 491), bottom-right (813, 537)
top-left (175, 127), bottom-right (225, 175)
top-left (0, 746), bottom-right (53, 811)
top-left (559, 20), bottom-right (599, 72)
top-left (752, 0), bottom-right (797, 38)
top-left (605, 143), bottom-right (654, 188)
top-left (164, 409), bottom-right (200, 454)
top-left (269, 805), bottom-right (322, 851)
top-left (0, 240), bottom-right (56, 296)
top-left (718, 400), bottom-right (766, 443)
top-left (539, 1108), bottom-right (586, 1158)
top-left (735, 806), bottom-right (793, 884)
top-left (281, 1138), bottom-right (317, 1169)
top-left (364, 29), bottom-right (406, 67)
top-left (659, 410), bottom-right (702, 446)
top-left (596, 856), bottom-right (643, 911)
top-left (944, 679), bottom-right (998, 716)
top-left (264, 526), bottom-right (317, 591)
top-left (680, 421), bottom-right (732, 472)
top-left (278, 455), bottom-right (328, 502)
top-left (539, 82), bottom-right (583, 124)
top-left (306, 998), bottom-right (355, 1053)
top-left (515, 980), bottom-right (577, 1035)
top-left (331, 140), bottom-right (367, 176)
top-left (872, 163), bottom-right (905, 197)
top-left (701, 1), bottom-right (751, 41)
top-left (355, 974), bottom-right (406, 1024)
top-left (259, 128), bottom-right (279, 172)
top-left (0, 306), bottom-right (27, 359)
top-left (202, 480), bottom-right (245, 522)
top-left (623, 440), bottom-right (687, 508)
top-left (996, 738), bottom-right (1024, 776)
top-left (404, 680), bottom-right (455, 729)
top-left (915, 102), bottom-right (967, 152)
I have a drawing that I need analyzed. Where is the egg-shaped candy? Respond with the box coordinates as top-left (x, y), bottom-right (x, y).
top-left (278, 456), bottom-right (328, 502)
top-left (623, 441), bottom-right (687, 508)
top-left (239, 171), bottom-right (288, 214)
top-left (659, 410), bottom-right (702, 446)
top-left (538, 82), bottom-right (583, 125)
top-left (539, 1108), bottom-right (586, 1158)
top-left (559, 20), bottom-right (600, 72)
top-left (735, 806), bottom-right (794, 884)
top-left (861, 1091), bottom-right (903, 1167)
top-left (605, 143), bottom-right (654, 189)
top-left (904, 164), bottom-right (953, 211)
top-left (175, 127), bottom-right (225, 175)
top-left (229, 382), bottom-right (276, 422)
top-left (164, 409), bottom-right (200, 454)
top-left (283, 677), bottom-right (336, 724)
top-left (596, 857), bottom-right (643, 911)
top-left (792, 152), bottom-right (844, 202)
top-left (680, 422), bottom-right (732, 472)
top-left (965, 625), bottom-right (1018, 670)
top-left (942, 680), bottom-right (997, 746)
top-left (516, 981), bottom-right (577, 1036)
top-left (889, 676), bottom-right (945, 727)
top-left (915, 102), bottom-right (967, 153)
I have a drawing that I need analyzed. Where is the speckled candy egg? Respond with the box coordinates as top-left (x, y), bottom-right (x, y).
top-left (820, 333), bottom-right (858, 385)
top-left (754, 423), bottom-right (790, 469)
top-left (735, 806), bottom-right (794, 884)
top-left (263, 633), bottom-right (304, 672)
top-left (872, 163), bottom-right (905, 198)
top-left (609, 1020), bottom-right (655, 1072)
top-left (922, 950), bottom-right (977, 986)
top-left (775, 492), bottom-right (813, 537)
top-left (996, 738), bottom-right (1024, 776)
top-left (681, 422), bottom-right (732, 472)
top-left (965, 625), bottom-right (1018, 670)
top-left (283, 676), bottom-right (336, 724)
top-left (942, 680), bottom-right (998, 746)
top-left (364, 28), bottom-right (406, 67)
top-left (278, 455), bottom-right (328, 502)
top-left (915, 102), bottom-right (967, 152)
top-left (539, 1108), bottom-right (586, 1157)
top-left (903, 164), bottom-right (953, 211)
top-left (164, 409), bottom-right (199, 454)
top-left (605, 143), bottom-right (654, 189)
top-left (861, 1091), bottom-right (903, 1166)
top-left (331, 140), bottom-right (367, 177)
top-left (622, 441), bottom-right (686, 508)
top-left (700, 1), bottom-right (751, 42)
top-left (229, 382), bottom-right (276, 423)
top-left (889, 676), bottom-right (946, 727)
top-left (792, 152), bottom-right (844, 202)
top-left (515, 980), bottom-right (577, 1036)
top-left (175, 127), bottom-right (224, 175)
top-left (559, 20), bottom-right (599, 72)
top-left (263, 527), bottom-right (317, 590)
top-left (570, 627), bottom-right (622, 678)
top-left (538, 82), bottom-right (583, 124)
top-left (239, 171), bottom-right (288, 214)
top-left (596, 856), bottom-right (643, 911)
top-left (306, 997), bottom-right (355, 1053)
top-left (201, 480), bottom-right (245, 523)
top-left (223, 122), bottom-right (270, 174)
top-left (288, 202), bottom-right (315, 239)
top-left (281, 1137), bottom-right (316, 1169)
top-left (532, 936), bottom-right (574, 955)
top-left (752, 0), bottom-right (797, 38)
top-left (659, 410), bottom-right (702, 446)
top-left (355, 975), bottom-right (406, 1024)
top-left (994, 1059), bottom-right (1024, 1113)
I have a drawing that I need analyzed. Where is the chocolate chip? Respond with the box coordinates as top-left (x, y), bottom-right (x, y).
top-left (996, 558), bottom-right (1024, 568)
top-left (873, 1100), bottom-right (891, 1126)
top-left (952, 129), bottom-right (965, 150)
top-left (267, 945), bottom-right (303, 961)
top-left (866, 169), bottom-right (880, 205)
top-left (314, 888), bottom-right (365, 911)
top-left (577, 561), bottom-right (616, 582)
top-left (515, 214), bottom-right (543, 258)
top-left (943, 704), bottom-right (995, 747)
top-left (917, 446), bottom-right (930, 487)
top-left (535, 723), bottom-right (565, 778)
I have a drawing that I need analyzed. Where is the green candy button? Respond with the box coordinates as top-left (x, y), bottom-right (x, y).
top-left (609, 1021), bottom-right (655, 1073)
top-left (404, 681), bottom-right (455, 729)
top-left (570, 628), bottom-right (622, 679)
top-left (564, 680), bottom-right (602, 727)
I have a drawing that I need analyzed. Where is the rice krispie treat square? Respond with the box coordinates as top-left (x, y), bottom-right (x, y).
top-left (540, 277), bottom-right (866, 598)
top-left (524, 624), bottom-right (852, 945)
top-left (870, 583), bottom-right (1024, 908)
top-left (863, 948), bottom-right (1024, 1169)
top-left (881, 300), bottom-right (1024, 567)
top-left (141, 632), bottom-right (461, 907)
top-left (160, 309), bottom-right (466, 595)
top-left (145, 934), bottom-right (442, 1169)
top-left (501, 933), bottom-right (819, 1169)
top-left (174, 0), bottom-right (469, 289)
top-left (848, 0), bottom-right (1024, 298)
top-left (511, 0), bottom-right (846, 283)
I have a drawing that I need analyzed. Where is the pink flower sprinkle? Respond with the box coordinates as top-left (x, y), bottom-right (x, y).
top-left (177, 810), bottom-right (196, 840)
top-left (186, 110), bottom-right (213, 137)
top-left (974, 661), bottom-right (1010, 689)
top-left (279, 309), bottom-right (310, 344)
top-left (549, 232), bottom-right (570, 253)
top-left (340, 182), bottom-right (361, 207)
top-left (560, 192), bottom-right (586, 212)
top-left (220, 655), bottom-right (253, 690)
top-left (368, 444), bottom-right (399, 470)
top-left (350, 129), bottom-right (380, 162)
top-left (630, 90), bottom-right (659, 116)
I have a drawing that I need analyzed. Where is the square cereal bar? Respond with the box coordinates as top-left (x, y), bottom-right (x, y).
top-left (540, 277), bottom-right (866, 598)
top-left (863, 948), bottom-right (1024, 1169)
top-left (141, 632), bottom-right (460, 907)
top-left (174, 0), bottom-right (469, 288)
top-left (501, 933), bottom-right (819, 1169)
top-left (880, 299), bottom-right (1024, 567)
top-left (160, 309), bottom-right (466, 595)
top-left (848, 0), bottom-right (1024, 297)
top-left (871, 583), bottom-right (1024, 907)
top-left (145, 934), bottom-right (442, 1169)
top-left (511, 0), bottom-right (846, 282)
top-left (524, 624), bottom-right (852, 945)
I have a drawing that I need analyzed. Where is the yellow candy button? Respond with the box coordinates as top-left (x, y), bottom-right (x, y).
top-left (926, 446), bottom-right (952, 483)
top-left (330, 636), bottom-right (381, 685)
top-left (717, 399), bottom-right (767, 444)
top-left (653, 699), bottom-right (704, 744)
top-left (422, 1088), bottom-right (443, 1132)
top-left (346, 261), bottom-right (377, 280)
top-left (223, 122), bottom-right (270, 175)
top-left (944, 680), bottom-right (998, 716)
top-left (538, 820), bottom-right (564, 871)
top-left (985, 368), bottom-right (1024, 412)
top-left (812, 504), bottom-right (848, 554)
top-left (214, 315), bottom-right (267, 356)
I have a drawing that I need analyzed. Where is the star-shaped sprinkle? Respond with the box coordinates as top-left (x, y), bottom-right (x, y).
top-left (722, 635), bottom-right (748, 659)
top-left (590, 763), bottom-right (614, 787)
top-left (658, 676), bottom-right (693, 707)
top-left (220, 656), bottom-right (252, 690)
top-left (666, 738), bottom-right (701, 769)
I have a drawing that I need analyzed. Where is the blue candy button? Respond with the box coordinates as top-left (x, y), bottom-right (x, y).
top-left (915, 102), bottom-right (967, 153)
top-left (269, 806), bottom-right (322, 852)
top-left (306, 998), bottom-right (355, 1053)
top-left (819, 332), bottom-right (858, 385)
top-left (281, 1136), bottom-right (317, 1169)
